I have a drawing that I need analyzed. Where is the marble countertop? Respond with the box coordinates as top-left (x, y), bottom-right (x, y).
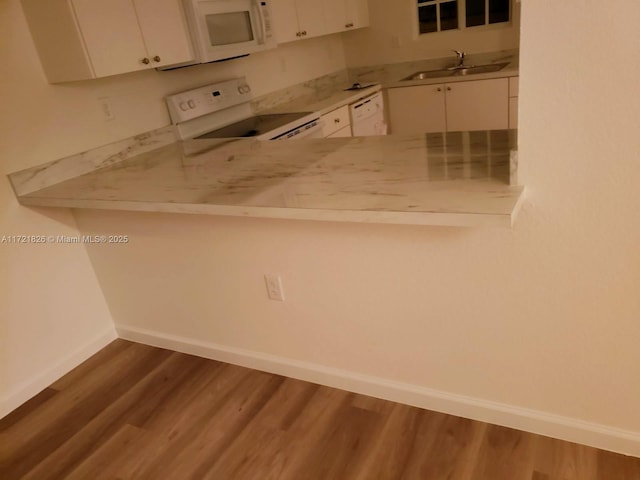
top-left (12, 130), bottom-right (523, 227)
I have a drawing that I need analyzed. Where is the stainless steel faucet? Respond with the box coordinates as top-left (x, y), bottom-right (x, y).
top-left (452, 50), bottom-right (466, 68)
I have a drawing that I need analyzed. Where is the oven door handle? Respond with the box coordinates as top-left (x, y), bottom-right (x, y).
top-left (253, 0), bottom-right (267, 45)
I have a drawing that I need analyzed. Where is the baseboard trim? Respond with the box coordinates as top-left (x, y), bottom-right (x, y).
top-left (0, 326), bottom-right (118, 419)
top-left (116, 325), bottom-right (640, 458)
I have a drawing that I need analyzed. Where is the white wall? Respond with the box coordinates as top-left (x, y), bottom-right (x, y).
top-left (343, 0), bottom-right (521, 67)
top-left (72, 0), bottom-right (640, 456)
top-left (0, 0), bottom-right (346, 416)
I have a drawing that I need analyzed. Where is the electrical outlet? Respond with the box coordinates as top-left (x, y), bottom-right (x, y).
top-left (99, 97), bottom-right (115, 121)
top-left (264, 274), bottom-right (285, 301)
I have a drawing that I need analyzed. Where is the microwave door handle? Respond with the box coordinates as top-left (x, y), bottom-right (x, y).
top-left (253, 0), bottom-right (267, 44)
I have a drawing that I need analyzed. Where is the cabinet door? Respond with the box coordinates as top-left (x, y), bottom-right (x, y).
top-left (295, 0), bottom-right (327, 38)
top-left (72, 0), bottom-right (149, 77)
top-left (133, 0), bottom-right (194, 68)
top-left (346, 0), bottom-right (369, 29)
top-left (445, 78), bottom-right (509, 131)
top-left (271, 0), bottom-right (301, 43)
top-left (323, 0), bottom-right (348, 33)
top-left (387, 85), bottom-right (446, 134)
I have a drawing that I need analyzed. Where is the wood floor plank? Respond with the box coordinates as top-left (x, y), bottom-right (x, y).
top-left (0, 344), bottom-right (172, 480)
top-left (63, 424), bottom-right (147, 480)
top-left (354, 403), bottom-right (427, 480)
top-left (49, 339), bottom-right (131, 392)
top-left (19, 351), bottom-right (203, 480)
top-left (127, 366), bottom-right (280, 479)
top-left (2, 340), bottom-right (639, 480)
top-left (470, 423), bottom-right (536, 480)
top-left (596, 448), bottom-right (640, 479)
top-left (288, 403), bottom-right (384, 480)
top-left (413, 411), bottom-right (487, 480)
top-left (255, 377), bottom-right (321, 432)
top-left (0, 388), bottom-right (58, 432)
top-left (532, 435), bottom-right (598, 480)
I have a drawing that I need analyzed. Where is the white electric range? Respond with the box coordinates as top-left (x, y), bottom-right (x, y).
top-left (166, 78), bottom-right (323, 141)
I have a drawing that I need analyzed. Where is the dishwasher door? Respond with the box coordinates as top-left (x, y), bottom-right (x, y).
top-left (270, 118), bottom-right (324, 140)
top-left (350, 92), bottom-right (387, 136)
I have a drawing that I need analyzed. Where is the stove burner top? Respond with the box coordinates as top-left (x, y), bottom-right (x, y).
top-left (195, 112), bottom-right (310, 139)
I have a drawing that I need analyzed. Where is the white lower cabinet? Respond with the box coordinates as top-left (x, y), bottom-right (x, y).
top-left (387, 77), bottom-right (510, 134)
top-left (321, 105), bottom-right (352, 137)
top-left (387, 84), bottom-right (446, 135)
top-left (21, 0), bottom-right (193, 83)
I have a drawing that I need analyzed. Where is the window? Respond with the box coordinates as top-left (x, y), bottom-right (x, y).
top-left (418, 1), bottom-right (459, 34)
top-left (417, 0), bottom-right (510, 34)
top-left (465, 0), bottom-right (510, 27)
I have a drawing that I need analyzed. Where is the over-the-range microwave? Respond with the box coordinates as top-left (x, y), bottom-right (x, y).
top-left (161, 0), bottom-right (277, 69)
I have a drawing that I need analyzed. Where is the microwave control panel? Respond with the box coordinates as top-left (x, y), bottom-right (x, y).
top-left (166, 77), bottom-right (252, 124)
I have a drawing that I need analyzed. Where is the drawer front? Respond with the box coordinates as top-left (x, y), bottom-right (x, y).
top-left (327, 125), bottom-right (352, 138)
top-left (321, 105), bottom-right (351, 137)
top-left (509, 76), bottom-right (519, 97)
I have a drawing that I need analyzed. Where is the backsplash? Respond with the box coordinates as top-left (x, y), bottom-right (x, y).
top-left (251, 70), bottom-right (349, 112)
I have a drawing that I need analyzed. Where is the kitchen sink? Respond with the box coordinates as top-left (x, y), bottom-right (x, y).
top-left (404, 70), bottom-right (455, 80)
top-left (402, 62), bottom-right (510, 81)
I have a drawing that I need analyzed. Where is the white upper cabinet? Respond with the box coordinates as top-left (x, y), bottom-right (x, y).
top-left (71, 0), bottom-right (149, 77)
top-left (271, 0), bottom-right (327, 43)
top-left (325, 0), bottom-right (369, 33)
top-left (272, 0), bottom-right (369, 43)
top-left (323, 0), bottom-right (348, 33)
top-left (21, 0), bottom-right (194, 83)
top-left (295, 0), bottom-right (327, 39)
top-left (132, 0), bottom-right (195, 69)
top-left (345, 0), bottom-right (369, 29)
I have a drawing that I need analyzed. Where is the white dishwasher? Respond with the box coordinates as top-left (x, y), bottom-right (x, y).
top-left (350, 92), bottom-right (387, 136)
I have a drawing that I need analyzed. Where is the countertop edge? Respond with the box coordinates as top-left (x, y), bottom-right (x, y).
top-left (18, 187), bottom-right (524, 228)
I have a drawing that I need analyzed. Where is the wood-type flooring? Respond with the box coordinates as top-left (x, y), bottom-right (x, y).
top-left (1, 340), bottom-right (639, 479)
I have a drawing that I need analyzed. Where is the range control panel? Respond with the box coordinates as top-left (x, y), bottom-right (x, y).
top-left (166, 78), bottom-right (252, 124)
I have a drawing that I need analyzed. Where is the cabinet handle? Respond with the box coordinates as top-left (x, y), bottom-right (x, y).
top-left (302, 30), bottom-right (307, 36)
top-left (447, 86), bottom-right (452, 91)
top-left (296, 32), bottom-right (301, 37)
top-left (153, 56), bottom-right (161, 63)
top-left (334, 118), bottom-right (340, 123)
top-left (345, 23), bottom-right (354, 28)
top-left (437, 87), bottom-right (442, 92)
top-left (141, 57), bottom-right (150, 65)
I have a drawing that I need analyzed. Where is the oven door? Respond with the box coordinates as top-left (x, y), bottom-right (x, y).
top-left (191, 0), bottom-right (270, 62)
